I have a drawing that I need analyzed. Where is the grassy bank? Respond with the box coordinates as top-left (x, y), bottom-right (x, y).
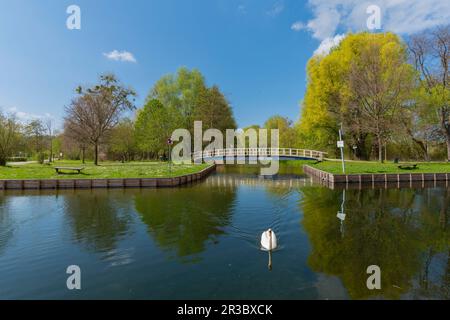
top-left (303, 160), bottom-right (450, 174)
top-left (0, 161), bottom-right (210, 180)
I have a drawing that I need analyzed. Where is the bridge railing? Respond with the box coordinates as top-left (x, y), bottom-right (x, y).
top-left (192, 148), bottom-right (327, 161)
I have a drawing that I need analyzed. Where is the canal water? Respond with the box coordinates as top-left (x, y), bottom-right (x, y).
top-left (0, 164), bottom-right (449, 299)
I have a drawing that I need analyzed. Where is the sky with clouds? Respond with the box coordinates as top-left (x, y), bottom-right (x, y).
top-left (0, 0), bottom-right (449, 129)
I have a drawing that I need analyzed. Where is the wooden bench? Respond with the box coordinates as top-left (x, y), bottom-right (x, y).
top-left (54, 167), bottom-right (85, 174)
top-left (398, 164), bottom-right (418, 170)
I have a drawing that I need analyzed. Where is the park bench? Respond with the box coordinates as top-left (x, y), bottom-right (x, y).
top-left (54, 167), bottom-right (85, 174)
top-left (398, 164), bottom-right (418, 170)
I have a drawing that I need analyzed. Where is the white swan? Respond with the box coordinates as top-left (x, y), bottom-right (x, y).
top-left (260, 228), bottom-right (277, 251)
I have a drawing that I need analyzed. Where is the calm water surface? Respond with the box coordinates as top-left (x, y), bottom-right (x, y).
top-left (0, 165), bottom-right (449, 299)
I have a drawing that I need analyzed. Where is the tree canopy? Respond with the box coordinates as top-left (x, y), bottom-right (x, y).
top-left (135, 67), bottom-right (237, 157)
top-left (297, 32), bottom-right (417, 161)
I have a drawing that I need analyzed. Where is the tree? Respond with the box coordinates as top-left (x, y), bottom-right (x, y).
top-left (148, 67), bottom-right (206, 132)
top-left (108, 118), bottom-right (137, 162)
top-left (140, 68), bottom-right (237, 156)
top-left (297, 32), bottom-right (415, 161)
top-left (64, 74), bottom-right (136, 165)
top-left (63, 118), bottom-right (89, 163)
top-left (264, 115), bottom-right (297, 148)
top-left (25, 119), bottom-right (47, 163)
top-left (193, 85), bottom-right (237, 131)
top-left (135, 99), bottom-right (181, 158)
top-left (348, 36), bottom-right (415, 162)
top-left (409, 26), bottom-right (450, 161)
top-left (45, 118), bottom-right (54, 163)
top-left (0, 112), bottom-right (21, 166)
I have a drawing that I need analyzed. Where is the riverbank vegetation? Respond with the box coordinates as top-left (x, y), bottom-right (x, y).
top-left (296, 27), bottom-right (449, 162)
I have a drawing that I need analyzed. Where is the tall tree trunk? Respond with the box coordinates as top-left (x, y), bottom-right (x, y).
top-left (378, 136), bottom-right (383, 163)
top-left (353, 133), bottom-right (368, 160)
top-left (48, 140), bottom-right (53, 163)
top-left (81, 147), bottom-right (85, 164)
top-left (94, 142), bottom-right (99, 165)
top-left (446, 135), bottom-right (450, 162)
top-left (376, 120), bottom-right (383, 162)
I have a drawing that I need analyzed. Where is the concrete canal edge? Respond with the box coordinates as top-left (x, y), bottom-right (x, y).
top-left (303, 164), bottom-right (450, 188)
top-left (0, 164), bottom-right (216, 190)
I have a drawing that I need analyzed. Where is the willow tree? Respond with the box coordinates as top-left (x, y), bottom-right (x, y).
top-left (297, 32), bottom-right (415, 161)
top-left (348, 35), bottom-right (415, 162)
top-left (264, 115), bottom-right (297, 148)
top-left (147, 67), bottom-right (206, 133)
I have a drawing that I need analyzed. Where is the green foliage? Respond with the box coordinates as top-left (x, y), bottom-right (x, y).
top-left (193, 85), bottom-right (237, 130)
top-left (0, 112), bottom-right (21, 166)
top-left (147, 67), bottom-right (206, 131)
top-left (25, 119), bottom-right (47, 163)
top-left (108, 118), bottom-right (138, 161)
top-left (136, 68), bottom-right (237, 157)
top-left (297, 32), bottom-right (416, 160)
top-left (264, 115), bottom-right (298, 148)
top-left (135, 99), bottom-right (180, 157)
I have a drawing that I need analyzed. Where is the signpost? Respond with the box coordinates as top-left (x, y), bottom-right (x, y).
top-left (167, 138), bottom-right (173, 174)
top-left (338, 123), bottom-right (346, 174)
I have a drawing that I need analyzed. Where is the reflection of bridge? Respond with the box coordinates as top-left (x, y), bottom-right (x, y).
top-left (204, 175), bottom-right (316, 189)
top-left (192, 148), bottom-right (327, 162)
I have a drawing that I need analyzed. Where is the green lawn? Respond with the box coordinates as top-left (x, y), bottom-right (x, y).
top-left (304, 160), bottom-right (450, 174)
top-left (0, 160), bottom-right (210, 180)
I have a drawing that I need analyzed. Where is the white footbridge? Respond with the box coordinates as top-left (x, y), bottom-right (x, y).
top-left (192, 148), bottom-right (326, 162)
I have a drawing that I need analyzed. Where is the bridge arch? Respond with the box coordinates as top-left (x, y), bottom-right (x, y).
top-left (192, 148), bottom-right (326, 162)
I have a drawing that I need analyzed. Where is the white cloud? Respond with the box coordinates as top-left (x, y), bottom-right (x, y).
top-left (5, 106), bottom-right (54, 123)
top-left (291, 21), bottom-right (305, 31)
top-left (103, 50), bottom-right (137, 63)
top-left (267, 1), bottom-right (284, 17)
top-left (299, 0), bottom-right (450, 40)
top-left (294, 0), bottom-right (450, 56)
top-left (314, 34), bottom-right (346, 56)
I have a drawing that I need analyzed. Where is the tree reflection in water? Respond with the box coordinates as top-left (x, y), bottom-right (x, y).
top-left (135, 184), bottom-right (236, 262)
top-left (63, 189), bottom-right (133, 252)
top-left (300, 186), bottom-right (450, 299)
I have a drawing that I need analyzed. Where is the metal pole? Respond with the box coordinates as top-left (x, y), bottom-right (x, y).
top-left (339, 124), bottom-right (346, 174)
top-left (168, 144), bottom-right (172, 175)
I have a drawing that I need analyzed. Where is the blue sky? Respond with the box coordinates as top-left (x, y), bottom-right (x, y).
top-left (1, 0), bottom-right (449, 129)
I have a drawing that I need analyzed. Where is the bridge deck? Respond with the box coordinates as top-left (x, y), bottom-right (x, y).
top-left (192, 148), bottom-right (326, 162)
